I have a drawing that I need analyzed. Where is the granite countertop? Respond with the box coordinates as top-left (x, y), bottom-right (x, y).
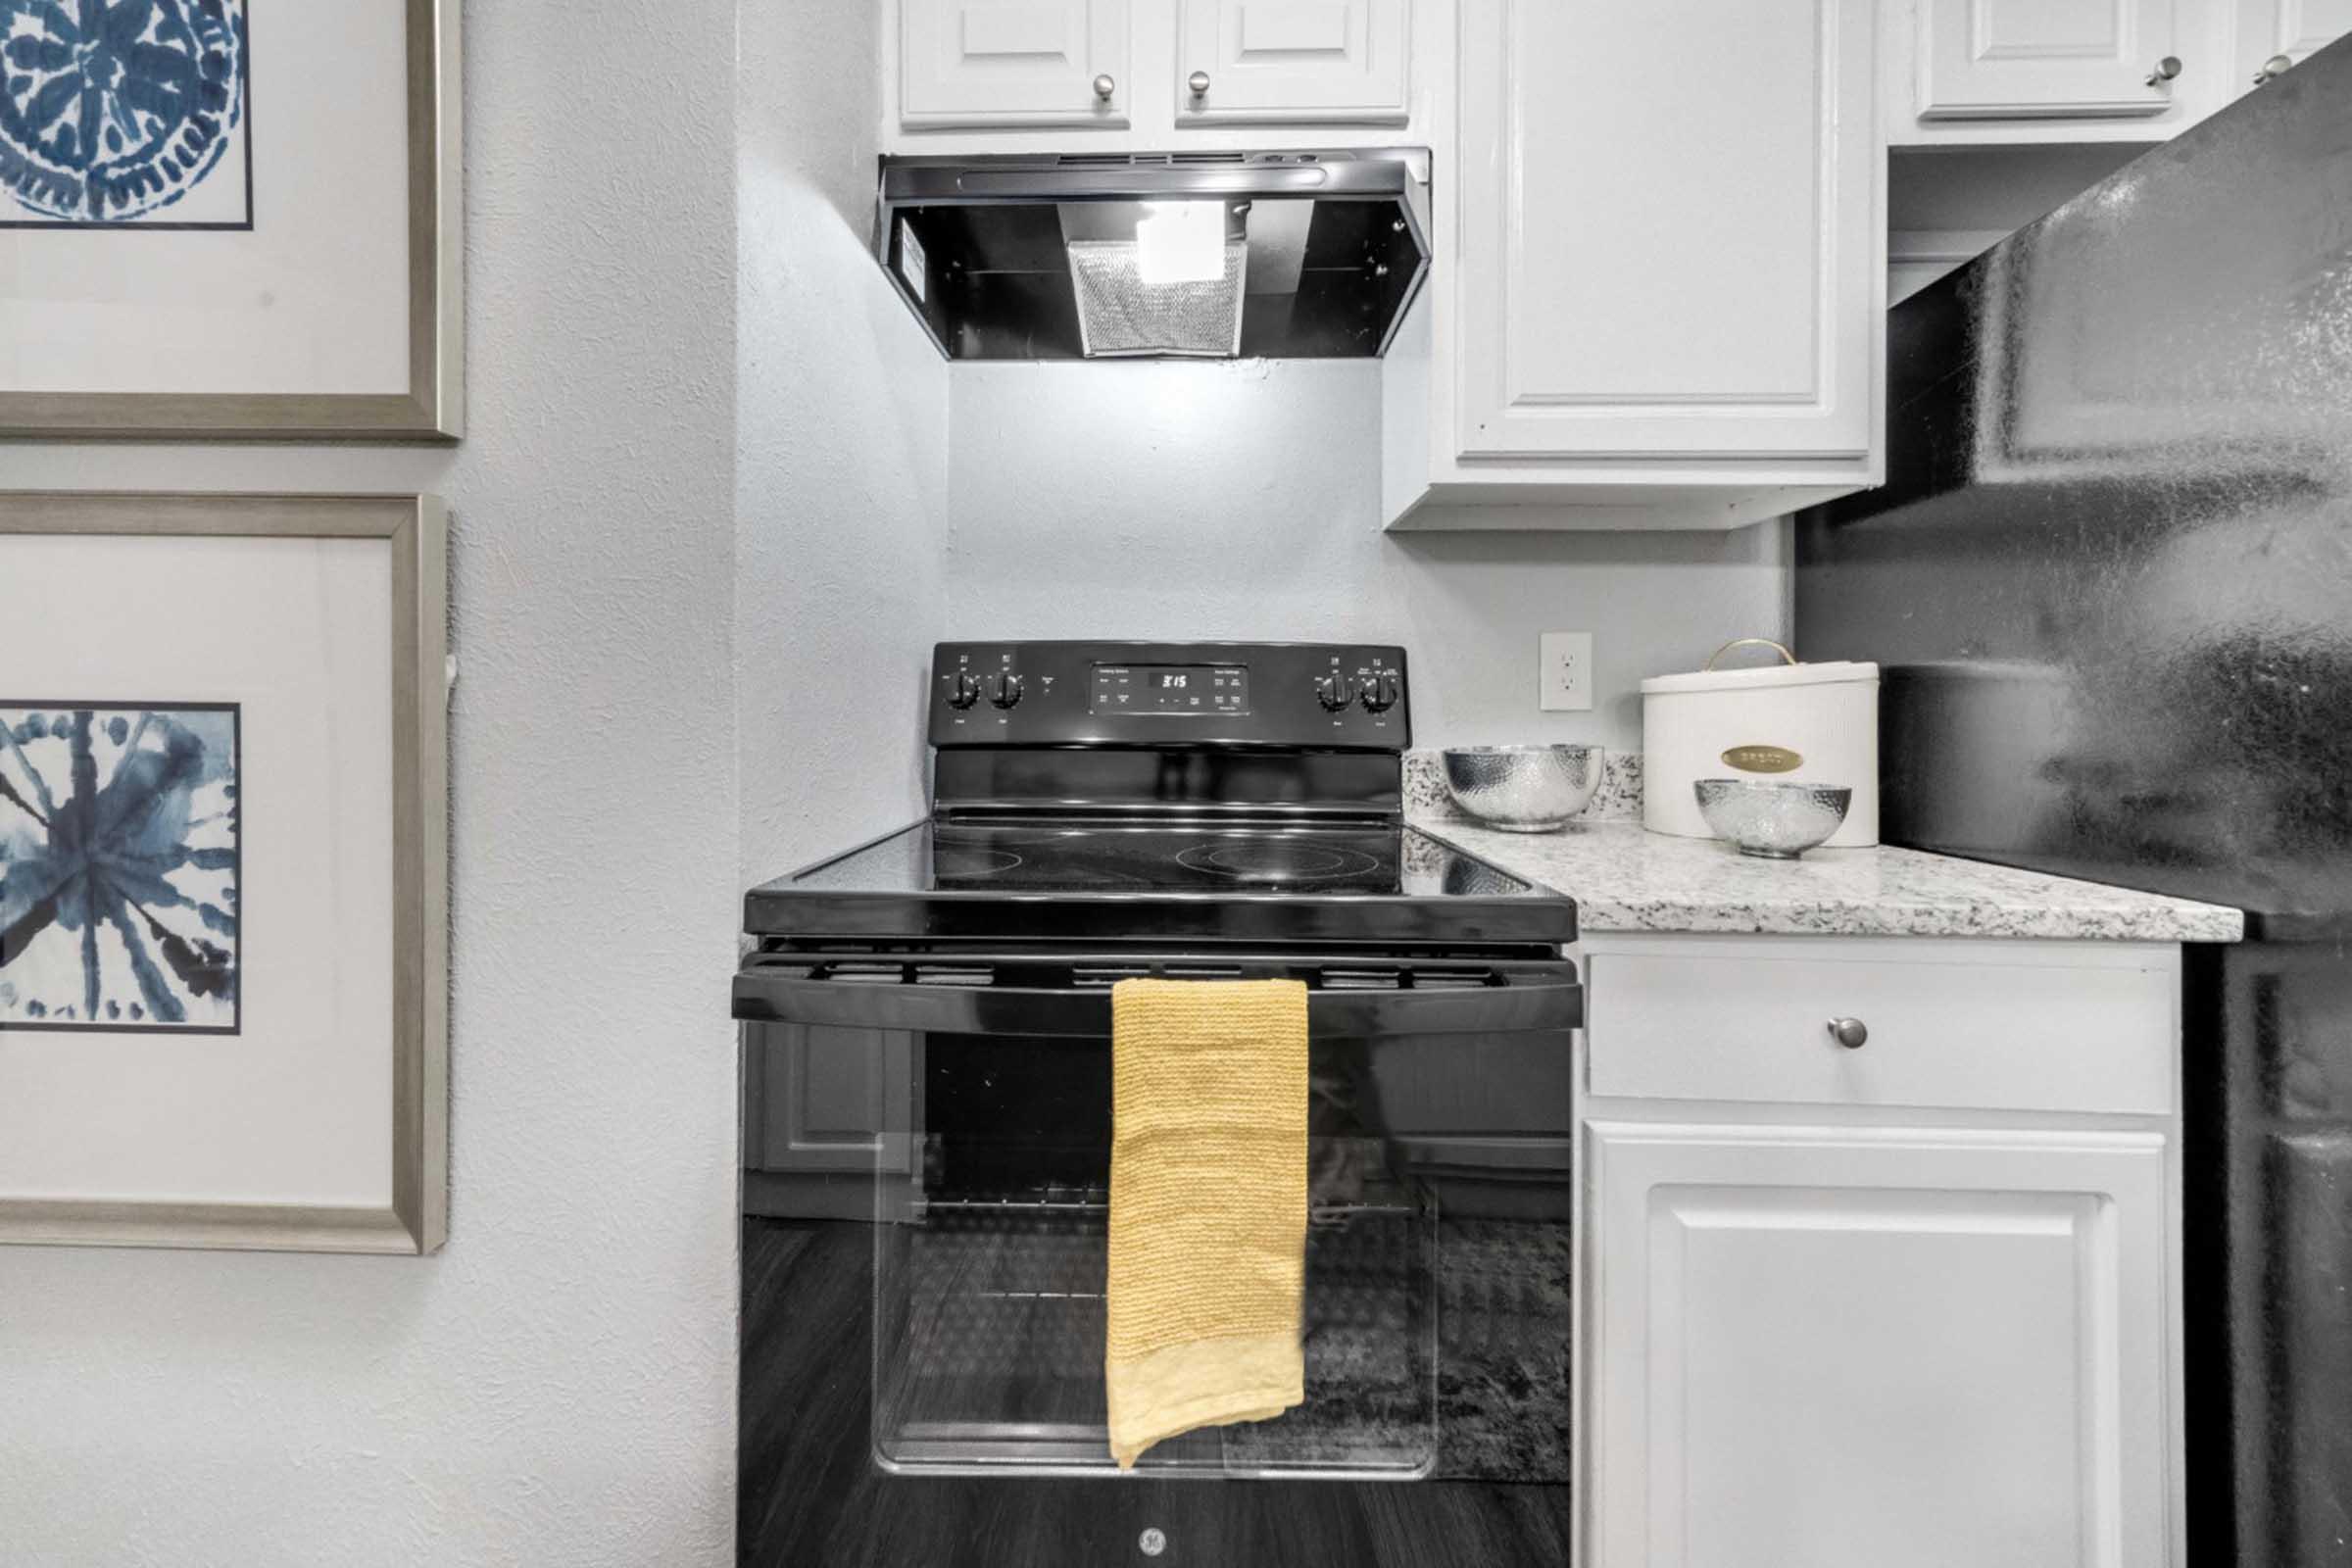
top-left (1414, 815), bottom-right (2245, 943)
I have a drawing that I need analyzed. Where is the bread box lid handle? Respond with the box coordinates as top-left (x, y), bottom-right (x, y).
top-left (1640, 638), bottom-right (1881, 696)
top-left (1704, 637), bottom-right (1797, 672)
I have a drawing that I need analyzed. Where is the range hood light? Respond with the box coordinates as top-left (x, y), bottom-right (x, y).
top-left (1132, 201), bottom-right (1228, 285)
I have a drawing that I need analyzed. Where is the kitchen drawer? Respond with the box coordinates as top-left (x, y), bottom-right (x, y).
top-left (1585, 937), bottom-right (2177, 1115)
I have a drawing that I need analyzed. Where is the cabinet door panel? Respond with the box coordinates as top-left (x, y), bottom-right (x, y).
top-left (1589, 1123), bottom-right (2174, 1568)
top-left (2242, 0), bottom-right (2352, 81)
top-left (1455, 0), bottom-right (1877, 461)
top-left (747, 1023), bottom-right (915, 1173)
top-left (902, 0), bottom-right (1131, 128)
top-left (2275, 0), bottom-right (2352, 56)
top-left (1176, 0), bottom-right (1410, 123)
top-left (1919, 0), bottom-right (2183, 119)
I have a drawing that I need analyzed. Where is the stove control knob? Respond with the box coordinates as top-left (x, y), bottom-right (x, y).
top-left (1314, 673), bottom-right (1355, 711)
top-left (946, 671), bottom-right (981, 710)
top-left (1361, 671), bottom-right (1400, 713)
top-left (987, 671), bottom-right (1025, 710)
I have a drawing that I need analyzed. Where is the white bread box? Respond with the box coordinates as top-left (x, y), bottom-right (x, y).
top-left (1642, 641), bottom-right (1880, 848)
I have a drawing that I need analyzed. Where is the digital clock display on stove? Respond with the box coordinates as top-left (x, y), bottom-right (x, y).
top-left (1090, 663), bottom-right (1250, 715)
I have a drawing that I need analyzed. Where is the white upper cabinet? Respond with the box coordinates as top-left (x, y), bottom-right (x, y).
top-left (2238, 0), bottom-right (2352, 83)
top-left (1880, 0), bottom-right (2349, 143)
top-left (1915, 0), bottom-right (2187, 121)
top-left (889, 0), bottom-right (1431, 147)
top-left (901, 0), bottom-right (1134, 129)
top-left (1174, 0), bottom-right (1411, 123)
top-left (1443, 0), bottom-right (1879, 476)
top-left (1380, 0), bottom-right (1886, 527)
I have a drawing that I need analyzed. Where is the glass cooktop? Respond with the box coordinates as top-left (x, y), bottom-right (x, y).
top-left (746, 818), bottom-right (1574, 946)
top-left (793, 820), bottom-right (1536, 896)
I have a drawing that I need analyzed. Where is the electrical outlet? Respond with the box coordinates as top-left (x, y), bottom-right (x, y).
top-left (1539, 632), bottom-right (1593, 711)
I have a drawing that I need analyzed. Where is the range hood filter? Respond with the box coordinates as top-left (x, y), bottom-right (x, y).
top-left (1068, 239), bottom-right (1248, 358)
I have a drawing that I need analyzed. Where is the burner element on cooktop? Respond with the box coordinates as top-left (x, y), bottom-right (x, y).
top-left (1174, 840), bottom-right (1385, 885)
top-left (931, 845), bottom-right (1024, 879)
top-left (929, 832), bottom-right (1161, 889)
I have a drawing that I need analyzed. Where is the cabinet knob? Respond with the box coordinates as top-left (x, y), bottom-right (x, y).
top-left (1093, 73), bottom-right (1116, 101)
top-left (1188, 70), bottom-right (1212, 98)
top-left (2255, 53), bottom-right (2294, 84)
top-left (2146, 56), bottom-right (2182, 87)
top-left (1827, 1016), bottom-right (1869, 1051)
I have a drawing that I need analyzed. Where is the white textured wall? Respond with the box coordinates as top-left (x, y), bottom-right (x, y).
top-left (0, 8), bottom-right (1797, 1553)
top-left (946, 361), bottom-right (1791, 751)
top-left (737, 0), bottom-right (948, 888)
top-left (0, 2), bottom-right (742, 1563)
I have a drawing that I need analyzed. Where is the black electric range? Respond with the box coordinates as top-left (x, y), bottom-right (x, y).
top-left (744, 640), bottom-right (1570, 950)
top-left (735, 642), bottom-right (1579, 1567)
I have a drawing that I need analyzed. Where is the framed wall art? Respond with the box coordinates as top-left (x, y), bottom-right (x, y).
top-left (0, 2), bottom-right (462, 440)
top-left (0, 491), bottom-right (448, 1252)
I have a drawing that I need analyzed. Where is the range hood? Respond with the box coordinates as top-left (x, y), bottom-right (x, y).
top-left (874, 149), bottom-right (1430, 362)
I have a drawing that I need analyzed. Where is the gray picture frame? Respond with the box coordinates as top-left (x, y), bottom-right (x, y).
top-left (0, 492), bottom-right (450, 1253)
top-left (0, 1), bottom-right (464, 442)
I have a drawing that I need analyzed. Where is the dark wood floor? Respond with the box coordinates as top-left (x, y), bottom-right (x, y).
top-left (740, 1217), bottom-right (1571, 1568)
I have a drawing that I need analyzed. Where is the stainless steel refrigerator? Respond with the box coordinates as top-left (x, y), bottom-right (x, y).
top-left (1796, 35), bottom-right (2352, 1567)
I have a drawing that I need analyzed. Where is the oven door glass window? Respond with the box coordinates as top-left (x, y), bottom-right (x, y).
top-left (862, 1019), bottom-right (1569, 1479)
top-left (875, 1029), bottom-right (1445, 1478)
top-left (739, 956), bottom-right (1576, 1484)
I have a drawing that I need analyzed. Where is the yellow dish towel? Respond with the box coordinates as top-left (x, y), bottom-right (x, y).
top-left (1105, 977), bottom-right (1308, 1470)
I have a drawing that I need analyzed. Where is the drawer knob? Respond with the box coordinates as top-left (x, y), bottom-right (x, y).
top-left (2146, 55), bottom-right (2182, 87)
top-left (2255, 53), bottom-right (2294, 85)
top-left (1828, 1016), bottom-right (1869, 1050)
top-left (1093, 73), bottom-right (1116, 101)
top-left (1189, 71), bottom-right (1212, 98)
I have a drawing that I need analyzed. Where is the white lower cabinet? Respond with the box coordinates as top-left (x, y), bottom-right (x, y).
top-left (1577, 934), bottom-right (2184, 1567)
top-left (1588, 1123), bottom-right (2172, 1568)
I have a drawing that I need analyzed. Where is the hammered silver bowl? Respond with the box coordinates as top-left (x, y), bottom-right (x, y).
top-left (1442, 746), bottom-right (1604, 832)
top-left (1693, 779), bottom-right (1853, 859)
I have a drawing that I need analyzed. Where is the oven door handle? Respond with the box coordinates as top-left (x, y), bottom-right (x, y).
top-left (731, 967), bottom-right (1582, 1039)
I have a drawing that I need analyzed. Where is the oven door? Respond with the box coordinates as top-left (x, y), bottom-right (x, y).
top-left (737, 950), bottom-right (1579, 1501)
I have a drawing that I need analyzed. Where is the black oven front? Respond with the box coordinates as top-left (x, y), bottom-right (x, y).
top-left (736, 945), bottom-right (1579, 1565)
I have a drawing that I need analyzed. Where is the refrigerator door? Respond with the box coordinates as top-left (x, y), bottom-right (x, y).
top-left (1796, 33), bottom-right (2352, 1568)
top-left (1797, 34), bottom-right (2352, 936)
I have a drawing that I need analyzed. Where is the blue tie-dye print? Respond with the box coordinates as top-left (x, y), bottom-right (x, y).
top-left (0, 0), bottom-right (248, 221)
top-left (0, 704), bottom-right (239, 1032)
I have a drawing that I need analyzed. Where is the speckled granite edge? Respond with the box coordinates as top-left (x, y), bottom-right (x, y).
top-left (1405, 749), bottom-right (1642, 821)
top-left (1412, 816), bottom-right (2246, 943)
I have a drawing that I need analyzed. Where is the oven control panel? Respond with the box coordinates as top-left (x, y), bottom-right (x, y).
top-left (930, 641), bottom-right (1408, 749)
top-left (1090, 662), bottom-right (1250, 716)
